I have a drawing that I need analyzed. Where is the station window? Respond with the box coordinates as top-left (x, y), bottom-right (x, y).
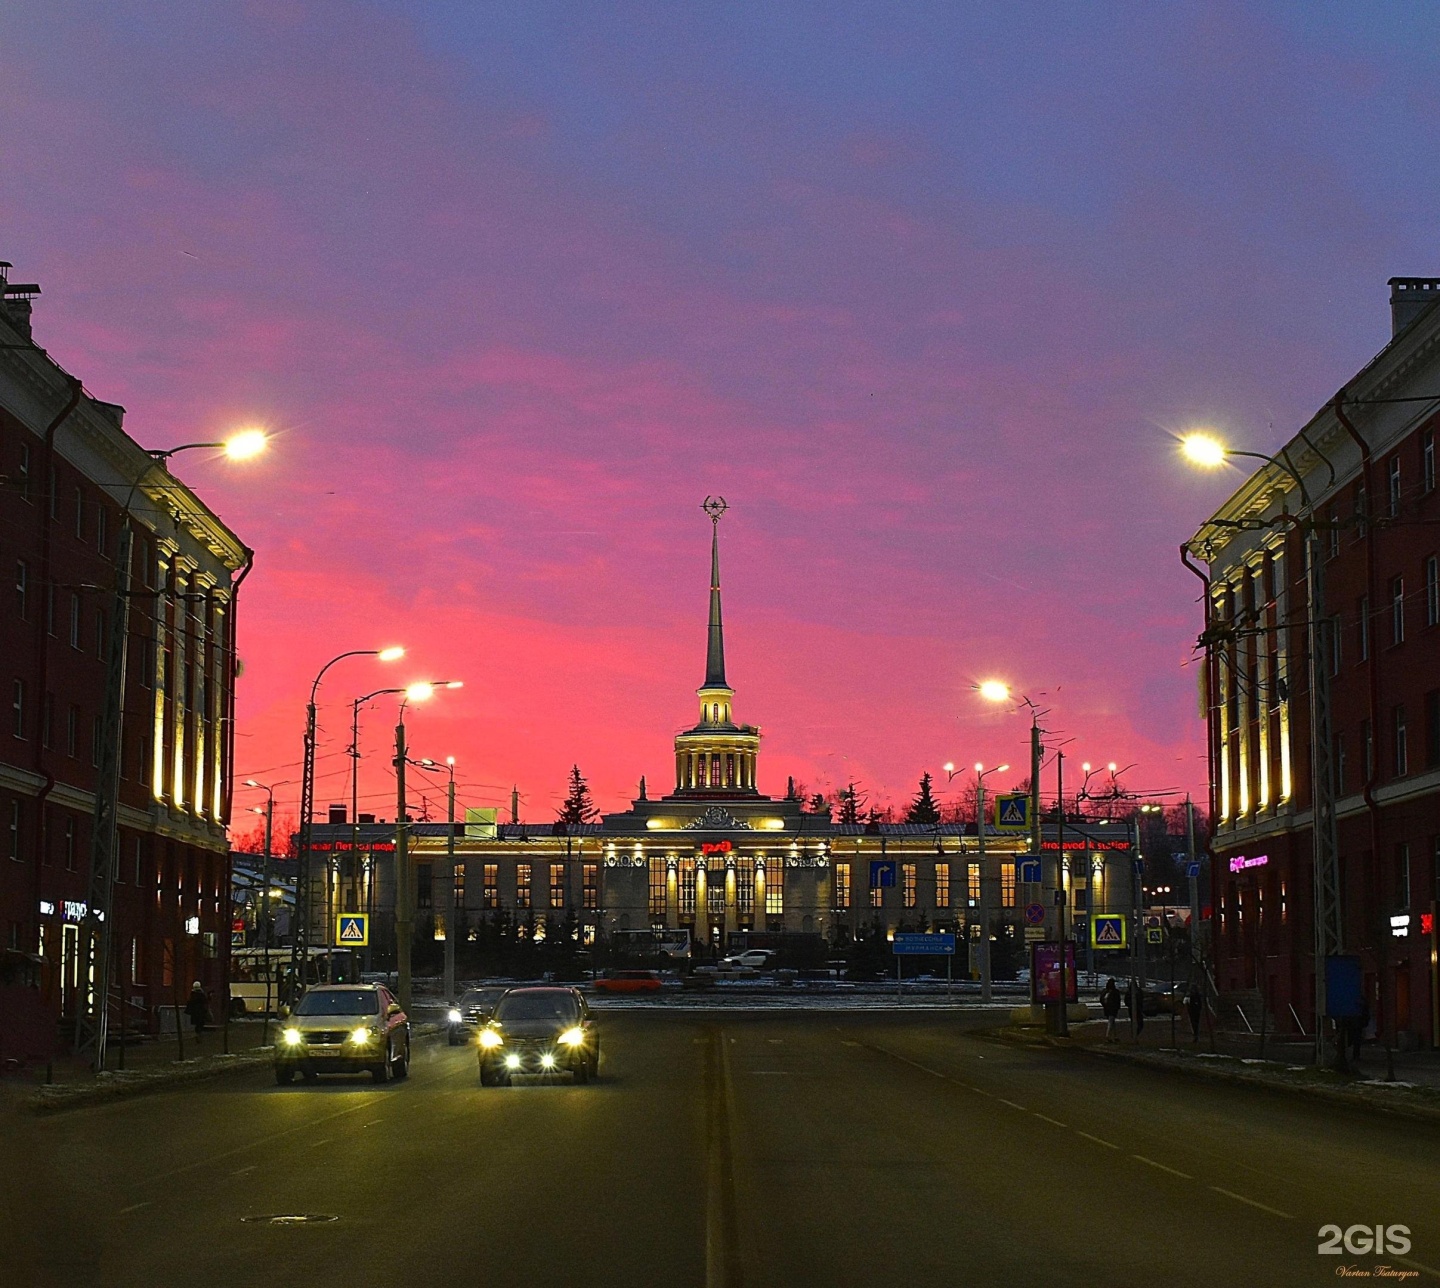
top-left (550, 863), bottom-right (566, 909)
top-left (483, 863), bottom-right (499, 910)
top-left (515, 862), bottom-right (531, 909)
top-left (583, 862), bottom-right (598, 910)
top-left (1001, 862), bottom-right (1016, 908)
top-left (736, 858), bottom-right (754, 914)
top-left (765, 870), bottom-right (784, 916)
top-left (967, 862), bottom-right (980, 907)
top-left (835, 861), bottom-right (851, 910)
top-left (679, 859), bottom-right (696, 915)
top-left (902, 863), bottom-right (916, 908)
top-left (934, 862), bottom-right (950, 907)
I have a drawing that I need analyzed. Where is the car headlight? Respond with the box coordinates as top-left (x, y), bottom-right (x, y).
top-left (558, 1027), bottom-right (585, 1047)
top-left (448, 1009), bottom-right (462, 1023)
top-left (283, 1028), bottom-right (302, 1047)
top-left (504, 1054), bottom-right (521, 1069)
top-left (479, 1029), bottom-right (503, 1049)
top-left (349, 1026), bottom-right (374, 1045)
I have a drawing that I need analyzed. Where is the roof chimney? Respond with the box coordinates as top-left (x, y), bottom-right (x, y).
top-left (1389, 277), bottom-right (1440, 337)
top-left (0, 262), bottom-right (42, 342)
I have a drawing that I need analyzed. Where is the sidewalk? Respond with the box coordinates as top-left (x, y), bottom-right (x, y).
top-left (1, 1018), bottom-right (278, 1114)
top-left (1003, 1013), bottom-right (1440, 1122)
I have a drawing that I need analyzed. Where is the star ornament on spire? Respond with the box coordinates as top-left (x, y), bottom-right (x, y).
top-left (703, 495), bottom-right (728, 524)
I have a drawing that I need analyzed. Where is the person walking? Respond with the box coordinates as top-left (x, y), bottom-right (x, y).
top-left (1100, 978), bottom-right (1122, 1042)
top-left (185, 981), bottom-right (211, 1045)
top-left (1185, 984), bottom-right (1204, 1043)
top-left (1350, 993), bottom-right (1370, 1065)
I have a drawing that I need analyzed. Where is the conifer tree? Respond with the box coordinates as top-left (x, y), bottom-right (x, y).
top-left (557, 764), bottom-right (600, 825)
top-left (905, 771), bottom-right (941, 825)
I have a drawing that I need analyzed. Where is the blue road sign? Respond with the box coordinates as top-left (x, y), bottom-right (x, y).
top-left (1024, 902), bottom-right (1046, 926)
top-left (1132, 858), bottom-right (1145, 876)
top-left (1019, 858), bottom-right (1042, 884)
top-left (1185, 861), bottom-right (1201, 878)
top-left (336, 913), bottom-right (369, 947)
top-left (893, 932), bottom-right (956, 956)
top-left (870, 860), bottom-right (897, 889)
top-left (1091, 914), bottom-right (1127, 949)
top-left (995, 793), bottom-right (1029, 831)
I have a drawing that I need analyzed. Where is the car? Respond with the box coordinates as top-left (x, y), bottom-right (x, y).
top-left (719, 949), bottom-right (775, 971)
top-left (446, 986), bottom-right (509, 1044)
top-left (592, 969), bottom-right (663, 994)
top-left (477, 986), bottom-right (599, 1086)
top-left (274, 983), bottom-right (410, 1085)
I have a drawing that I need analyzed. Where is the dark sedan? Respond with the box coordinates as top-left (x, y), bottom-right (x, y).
top-left (477, 986), bottom-right (599, 1086)
top-left (446, 986), bottom-right (509, 1045)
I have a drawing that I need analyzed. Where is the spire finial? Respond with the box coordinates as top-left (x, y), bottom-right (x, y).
top-left (702, 497), bottom-right (728, 688)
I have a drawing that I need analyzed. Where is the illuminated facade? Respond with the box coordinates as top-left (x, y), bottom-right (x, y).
top-left (0, 259), bottom-right (249, 1058)
top-left (1187, 277), bottom-right (1440, 1048)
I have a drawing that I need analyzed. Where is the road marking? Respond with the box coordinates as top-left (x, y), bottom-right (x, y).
top-left (229, 1166), bottom-right (257, 1177)
top-left (704, 1029), bottom-right (743, 1288)
top-left (1032, 1113), bottom-right (1068, 1128)
top-left (881, 1050), bottom-right (946, 1079)
top-left (840, 1040), bottom-right (860, 1047)
top-left (307, 1139), bottom-right (333, 1150)
top-left (1076, 1131), bottom-right (1119, 1150)
top-left (1395, 1255), bottom-right (1440, 1281)
top-left (765, 1039), bottom-right (784, 1045)
top-left (117, 1203), bottom-right (150, 1215)
top-left (1209, 1186), bottom-right (1293, 1219)
top-left (998, 1099), bottom-right (1027, 1111)
top-left (1131, 1154), bottom-right (1191, 1179)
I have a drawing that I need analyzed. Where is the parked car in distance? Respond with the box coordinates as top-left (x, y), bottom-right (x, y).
top-left (447, 986), bottom-right (509, 1045)
top-left (274, 984), bottom-right (410, 1085)
top-left (593, 969), bottom-right (663, 994)
top-left (477, 986), bottom-right (599, 1086)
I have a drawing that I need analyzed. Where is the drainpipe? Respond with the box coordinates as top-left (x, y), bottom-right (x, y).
top-left (30, 376), bottom-right (83, 955)
top-left (1333, 388), bottom-right (1385, 1048)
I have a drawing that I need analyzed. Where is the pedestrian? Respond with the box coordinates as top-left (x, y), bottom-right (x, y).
top-left (1185, 984), bottom-right (1204, 1043)
top-left (1100, 978), bottom-right (1122, 1042)
top-left (185, 980), bottom-right (210, 1044)
top-left (1351, 994), bottom-right (1370, 1064)
top-left (1125, 977), bottom-right (1146, 1038)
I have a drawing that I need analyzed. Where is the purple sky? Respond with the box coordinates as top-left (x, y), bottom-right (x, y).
top-left (5, 2), bottom-right (1439, 824)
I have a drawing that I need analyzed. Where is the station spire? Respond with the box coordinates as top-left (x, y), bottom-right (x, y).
top-left (702, 496), bottom-right (728, 688)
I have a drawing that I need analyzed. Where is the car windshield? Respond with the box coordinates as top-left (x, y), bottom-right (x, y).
top-left (293, 990), bottom-right (379, 1017)
top-left (495, 991), bottom-right (579, 1024)
top-left (462, 989), bottom-right (506, 1008)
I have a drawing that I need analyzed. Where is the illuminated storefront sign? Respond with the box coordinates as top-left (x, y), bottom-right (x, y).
top-left (1390, 913), bottom-right (1411, 939)
top-left (1228, 854), bottom-right (1269, 873)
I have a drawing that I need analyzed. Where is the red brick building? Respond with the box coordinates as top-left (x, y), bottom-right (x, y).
top-left (0, 259), bottom-right (250, 1061)
top-left (1187, 278), bottom-right (1440, 1050)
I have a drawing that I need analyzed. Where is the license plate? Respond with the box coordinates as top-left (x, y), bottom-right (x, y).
top-left (307, 1046), bottom-right (344, 1057)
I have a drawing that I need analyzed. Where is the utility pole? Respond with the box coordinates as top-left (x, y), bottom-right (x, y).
top-left (443, 758), bottom-right (457, 1003)
top-left (1133, 814), bottom-right (1146, 990)
top-left (1054, 750), bottom-right (1069, 1037)
top-left (977, 776), bottom-right (990, 1004)
top-left (260, 794), bottom-right (274, 947)
top-left (1185, 794), bottom-right (1200, 978)
top-left (395, 714), bottom-right (412, 1011)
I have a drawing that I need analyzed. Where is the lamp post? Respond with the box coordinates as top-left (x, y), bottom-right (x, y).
top-left (421, 756), bottom-right (459, 1003)
top-left (292, 646), bottom-right (404, 1005)
top-left (242, 779), bottom-right (279, 949)
top-left (1183, 431), bottom-right (1344, 1067)
top-left (393, 682), bottom-right (461, 1011)
top-left (76, 430), bottom-right (267, 1071)
top-left (972, 762), bottom-right (1009, 1003)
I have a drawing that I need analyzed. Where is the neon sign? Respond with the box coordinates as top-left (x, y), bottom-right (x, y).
top-left (1228, 855), bottom-right (1269, 873)
top-left (701, 840), bottom-right (733, 856)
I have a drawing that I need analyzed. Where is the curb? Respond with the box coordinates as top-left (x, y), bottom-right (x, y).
top-left (24, 1023), bottom-right (445, 1116)
top-left (996, 1027), bottom-right (1440, 1125)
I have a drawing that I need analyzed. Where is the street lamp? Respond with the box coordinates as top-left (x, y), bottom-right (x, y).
top-left (1182, 430), bottom-right (1345, 1068)
top-left (292, 647), bottom-right (405, 1004)
top-left (77, 430), bottom-right (266, 1071)
top-left (346, 680), bottom-right (460, 975)
top-left (147, 428), bottom-right (269, 462)
top-left (973, 762), bottom-right (1009, 1003)
top-left (395, 681), bottom-right (462, 1010)
top-left (242, 778), bottom-right (281, 950)
top-left (419, 755), bottom-right (460, 1003)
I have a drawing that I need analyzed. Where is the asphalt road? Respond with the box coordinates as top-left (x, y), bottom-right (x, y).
top-left (5, 1012), bottom-right (1440, 1288)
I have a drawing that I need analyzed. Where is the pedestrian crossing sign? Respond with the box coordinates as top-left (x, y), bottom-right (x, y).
top-left (994, 793), bottom-right (1029, 832)
top-left (336, 914), bottom-right (369, 946)
top-left (1091, 914), bottom-right (1127, 949)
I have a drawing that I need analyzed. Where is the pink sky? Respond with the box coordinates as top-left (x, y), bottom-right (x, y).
top-left (5, 3), bottom-right (1438, 823)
